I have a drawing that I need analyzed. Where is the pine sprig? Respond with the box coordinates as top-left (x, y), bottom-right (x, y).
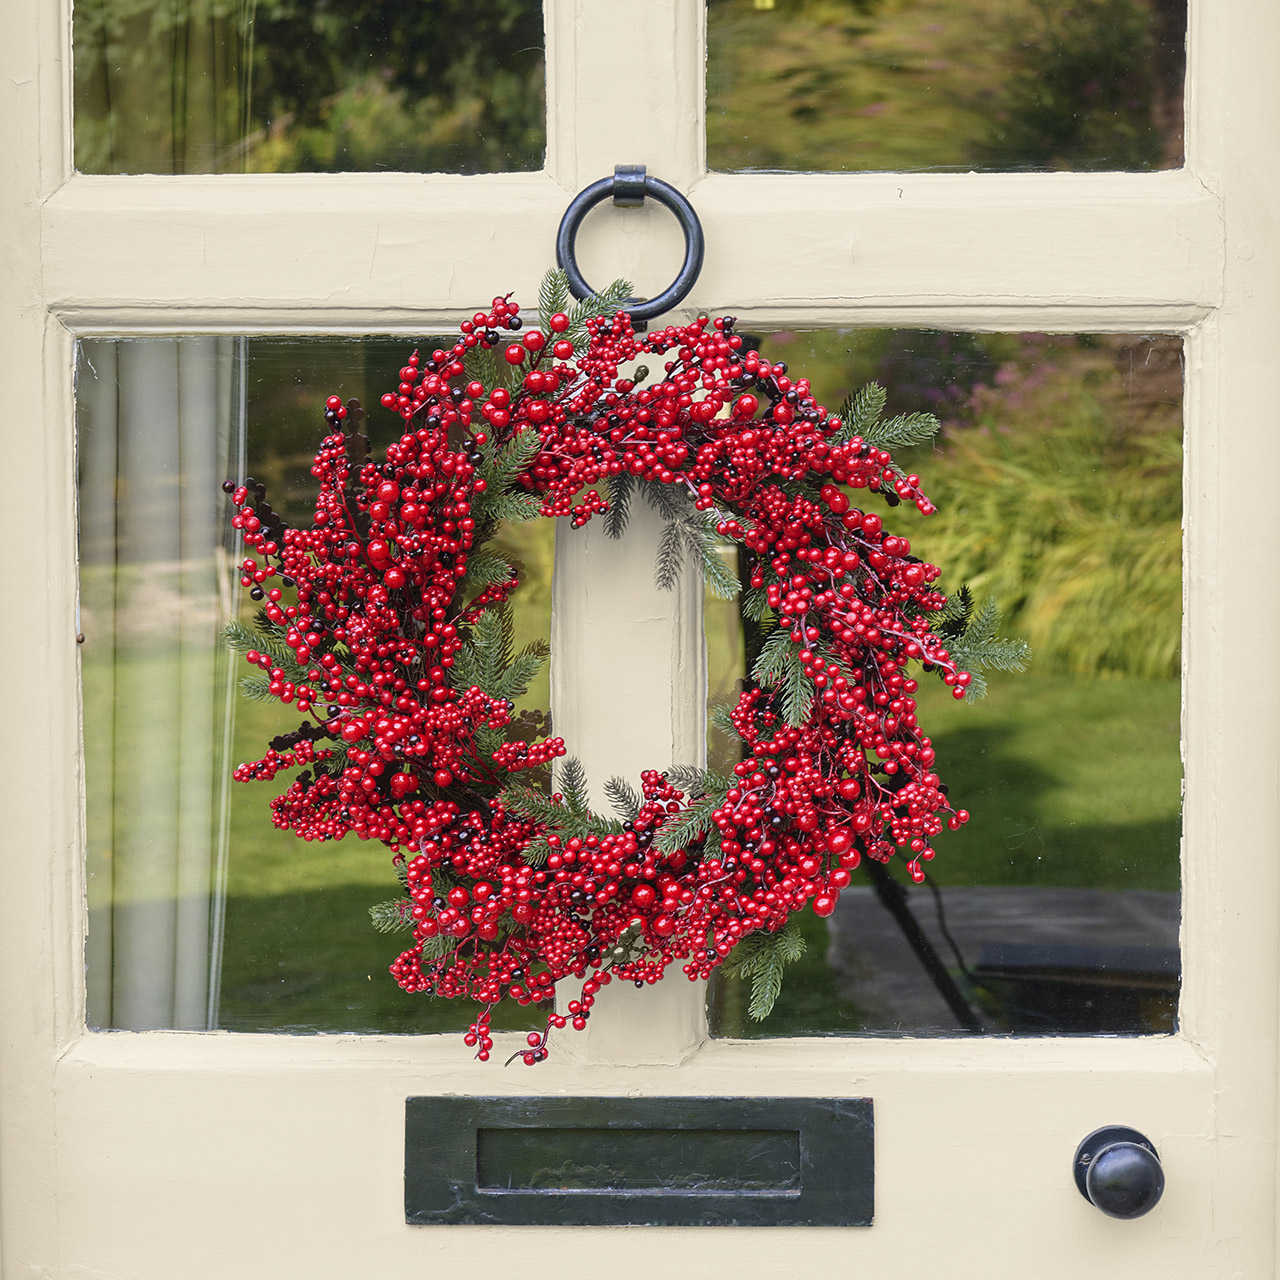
top-left (502, 757), bottom-right (626, 843)
top-left (935, 585), bottom-right (975, 639)
top-left (641, 478), bottom-right (686, 522)
top-left (654, 790), bottom-right (725, 855)
top-left (604, 776), bottom-right (642, 821)
top-left (238, 674), bottom-right (279, 703)
top-left (501, 784), bottom-right (564, 827)
top-left (464, 337), bottom-right (516, 395)
top-left (779, 658), bottom-right (816, 727)
top-left (709, 701), bottom-right (743, 743)
top-left (946, 596), bottom-right (1031, 700)
top-left (369, 897), bottom-right (414, 934)
top-left (315, 740), bottom-right (353, 777)
top-left (460, 549), bottom-right (517, 595)
top-left (565, 278), bottom-right (634, 344)
top-left (453, 605), bottom-right (513, 691)
top-left (557, 756), bottom-right (591, 815)
top-left (537, 268), bottom-right (633, 344)
top-left (750, 624), bottom-right (815, 725)
top-left (224, 619), bottom-right (294, 669)
top-left (421, 933), bottom-right (461, 963)
top-left (537, 270), bottom-right (574, 333)
top-left (479, 425), bottom-right (543, 495)
top-left (473, 725), bottom-right (505, 762)
top-left (831, 383), bottom-right (888, 446)
top-left (603, 471), bottom-right (635, 538)
top-left (664, 764), bottom-right (735, 797)
top-left (741, 587), bottom-right (770, 622)
top-left (654, 518), bottom-right (685, 592)
top-left (720, 920), bottom-right (807, 1020)
top-left (643, 483), bottom-right (740, 598)
top-left (478, 489), bottom-right (543, 522)
top-left (697, 533), bottom-right (740, 600)
top-left (752, 626), bottom-right (797, 685)
top-left (863, 411), bottom-right (941, 451)
top-left (486, 641), bottom-right (550, 703)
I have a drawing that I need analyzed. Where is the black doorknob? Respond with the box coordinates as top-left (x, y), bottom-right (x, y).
top-left (1074, 1127), bottom-right (1165, 1219)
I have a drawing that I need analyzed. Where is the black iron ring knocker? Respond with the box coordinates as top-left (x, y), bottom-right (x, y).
top-left (556, 165), bottom-right (705, 328)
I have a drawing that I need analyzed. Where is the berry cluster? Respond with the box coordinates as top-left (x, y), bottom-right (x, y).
top-left (226, 290), bottom-right (973, 1062)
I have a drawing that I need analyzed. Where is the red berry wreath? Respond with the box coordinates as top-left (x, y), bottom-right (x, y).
top-left (225, 275), bottom-right (1021, 1063)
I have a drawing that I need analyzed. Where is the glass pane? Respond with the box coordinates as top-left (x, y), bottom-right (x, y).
top-left (73, 1), bottom-right (545, 174)
top-left (707, 330), bottom-right (1182, 1037)
top-left (707, 0), bottom-right (1185, 173)
top-left (79, 336), bottom-right (550, 1032)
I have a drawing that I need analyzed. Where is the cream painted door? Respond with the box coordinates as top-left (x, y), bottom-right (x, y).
top-left (2, 1), bottom-right (1278, 1275)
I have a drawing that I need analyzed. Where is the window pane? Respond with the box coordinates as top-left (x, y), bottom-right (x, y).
top-left (79, 336), bottom-right (549, 1033)
top-left (707, 0), bottom-right (1185, 173)
top-left (707, 330), bottom-right (1182, 1037)
top-left (73, 1), bottom-right (545, 174)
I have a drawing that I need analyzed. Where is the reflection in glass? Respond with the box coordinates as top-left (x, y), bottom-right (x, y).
top-left (79, 337), bottom-right (551, 1032)
top-left (73, 0), bottom-right (545, 174)
top-left (707, 0), bottom-right (1185, 173)
top-left (707, 330), bottom-right (1182, 1037)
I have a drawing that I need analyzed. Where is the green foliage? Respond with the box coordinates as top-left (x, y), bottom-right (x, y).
top-left (719, 920), bottom-right (808, 1021)
top-left (603, 776), bottom-right (642, 822)
top-left (480, 488), bottom-right (544, 523)
top-left (708, 702), bottom-right (743, 745)
top-left (639, 482), bottom-right (740, 599)
top-left (751, 625), bottom-right (796, 685)
top-left (75, 0), bottom-right (546, 175)
top-left (740, 587), bottom-right (770, 622)
top-left (470, 424), bottom-right (546, 524)
top-left (501, 757), bottom-right (624, 863)
top-left (945, 597), bottom-right (1032, 700)
top-left (664, 764), bottom-right (735, 797)
top-left (602, 471), bottom-right (635, 539)
top-left (479, 426), bottom-right (543, 493)
top-left (557, 756), bottom-right (591, 815)
top-left (911, 346), bottom-right (1182, 679)
top-left (537, 271), bottom-right (574, 333)
top-left (224, 619), bottom-right (293, 669)
top-left (449, 595), bottom-right (549, 745)
top-left (501, 784), bottom-right (563, 829)
top-left (459, 549), bottom-right (517, 595)
top-left (564, 279), bottom-right (634, 345)
top-left (536, 269), bottom-right (634, 345)
top-left (978, 0), bottom-right (1174, 171)
top-left (368, 897), bottom-right (413, 934)
top-left (654, 518), bottom-right (686, 592)
top-left (450, 605), bottom-right (513, 692)
top-left (654, 790), bottom-right (724, 855)
top-left (487, 643), bottom-right (551, 705)
top-left (463, 339), bottom-right (511, 395)
top-left (779, 661), bottom-right (815, 727)
top-left (832, 382), bottom-right (887, 445)
top-left (864, 411), bottom-right (941, 451)
top-left (706, 0), bottom-right (1178, 175)
top-left (237, 674), bottom-right (277, 704)
top-left (934, 584), bottom-right (975, 638)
